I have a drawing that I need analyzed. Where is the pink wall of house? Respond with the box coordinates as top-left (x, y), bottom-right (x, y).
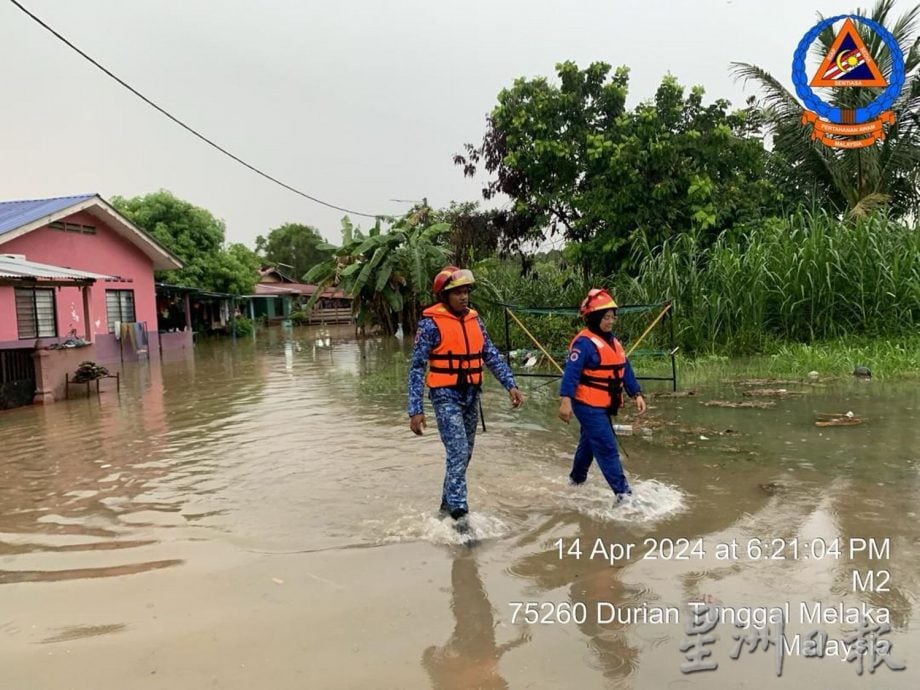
top-left (0, 288), bottom-right (16, 342)
top-left (0, 210), bottom-right (159, 360)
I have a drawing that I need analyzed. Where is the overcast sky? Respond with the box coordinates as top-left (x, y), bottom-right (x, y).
top-left (0, 0), bottom-right (913, 246)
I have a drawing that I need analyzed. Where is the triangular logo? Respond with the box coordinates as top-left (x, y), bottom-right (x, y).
top-left (810, 18), bottom-right (887, 87)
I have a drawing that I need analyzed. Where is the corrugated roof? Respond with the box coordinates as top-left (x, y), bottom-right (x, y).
top-left (0, 254), bottom-right (114, 281)
top-left (0, 194), bottom-right (96, 238)
top-left (0, 194), bottom-right (183, 271)
top-left (155, 282), bottom-right (238, 298)
top-left (253, 282), bottom-right (350, 299)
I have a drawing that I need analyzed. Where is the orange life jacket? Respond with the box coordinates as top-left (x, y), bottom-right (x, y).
top-left (570, 328), bottom-right (626, 413)
top-left (424, 304), bottom-right (485, 389)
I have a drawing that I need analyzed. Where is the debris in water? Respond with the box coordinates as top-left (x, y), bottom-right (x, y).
top-left (815, 411), bottom-right (863, 427)
top-left (649, 389), bottom-right (698, 398)
top-left (724, 378), bottom-right (800, 386)
top-left (703, 400), bottom-right (776, 409)
top-left (853, 365), bottom-right (872, 379)
top-left (612, 424), bottom-right (652, 437)
top-left (742, 388), bottom-right (802, 397)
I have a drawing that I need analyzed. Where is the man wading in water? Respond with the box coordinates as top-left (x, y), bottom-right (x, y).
top-left (408, 266), bottom-right (524, 527)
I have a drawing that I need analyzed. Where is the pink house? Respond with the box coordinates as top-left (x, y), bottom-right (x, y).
top-left (0, 194), bottom-right (182, 405)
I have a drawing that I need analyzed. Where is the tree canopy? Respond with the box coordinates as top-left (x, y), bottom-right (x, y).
top-left (111, 190), bottom-right (260, 294)
top-left (456, 62), bottom-right (784, 274)
top-left (254, 222), bottom-right (333, 280)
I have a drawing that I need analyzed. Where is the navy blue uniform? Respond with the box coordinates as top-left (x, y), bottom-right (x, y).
top-left (409, 316), bottom-right (517, 512)
top-left (560, 332), bottom-right (641, 496)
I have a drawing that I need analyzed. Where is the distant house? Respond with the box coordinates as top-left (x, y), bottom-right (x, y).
top-left (248, 266), bottom-right (352, 324)
top-left (0, 194), bottom-right (182, 406)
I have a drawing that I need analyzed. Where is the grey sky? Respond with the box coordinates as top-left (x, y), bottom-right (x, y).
top-left (0, 1), bottom-right (911, 246)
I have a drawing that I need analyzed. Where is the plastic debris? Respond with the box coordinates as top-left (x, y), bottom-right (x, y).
top-left (814, 411), bottom-right (863, 427)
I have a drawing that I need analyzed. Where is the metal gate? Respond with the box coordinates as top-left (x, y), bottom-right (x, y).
top-left (0, 349), bottom-right (36, 409)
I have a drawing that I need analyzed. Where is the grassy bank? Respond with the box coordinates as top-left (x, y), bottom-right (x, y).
top-left (473, 211), bottom-right (918, 372)
top-left (631, 334), bottom-right (920, 386)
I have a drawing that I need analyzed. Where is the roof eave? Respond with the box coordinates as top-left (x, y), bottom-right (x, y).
top-left (0, 195), bottom-right (184, 271)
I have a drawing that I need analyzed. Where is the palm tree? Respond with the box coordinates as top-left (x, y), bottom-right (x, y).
top-left (731, 0), bottom-right (920, 217)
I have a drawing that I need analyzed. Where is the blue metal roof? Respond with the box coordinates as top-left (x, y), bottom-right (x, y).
top-left (0, 194), bottom-right (97, 238)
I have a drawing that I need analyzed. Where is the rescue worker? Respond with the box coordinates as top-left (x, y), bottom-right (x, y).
top-left (408, 266), bottom-right (524, 522)
top-left (558, 288), bottom-right (646, 505)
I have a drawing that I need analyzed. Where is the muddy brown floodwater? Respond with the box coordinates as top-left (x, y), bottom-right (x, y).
top-left (1, 325), bottom-right (918, 688)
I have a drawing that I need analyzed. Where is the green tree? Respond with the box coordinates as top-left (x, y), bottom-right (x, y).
top-left (111, 190), bottom-right (259, 294)
top-left (215, 243), bottom-right (262, 295)
top-left (305, 214), bottom-right (450, 334)
top-left (456, 62), bottom-right (783, 274)
top-left (730, 0), bottom-right (920, 217)
top-left (432, 201), bottom-right (546, 271)
top-left (254, 222), bottom-right (333, 279)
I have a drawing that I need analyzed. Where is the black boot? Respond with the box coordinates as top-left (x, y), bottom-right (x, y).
top-left (450, 507), bottom-right (468, 520)
top-left (451, 508), bottom-right (470, 535)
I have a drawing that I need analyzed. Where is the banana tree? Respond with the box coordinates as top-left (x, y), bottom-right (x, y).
top-left (304, 214), bottom-right (450, 334)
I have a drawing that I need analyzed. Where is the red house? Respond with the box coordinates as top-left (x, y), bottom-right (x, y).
top-left (0, 194), bottom-right (182, 405)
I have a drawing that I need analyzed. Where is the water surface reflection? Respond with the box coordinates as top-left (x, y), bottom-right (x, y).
top-left (0, 326), bottom-right (917, 689)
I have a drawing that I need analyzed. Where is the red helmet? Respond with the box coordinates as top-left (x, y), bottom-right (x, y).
top-left (432, 266), bottom-right (475, 294)
top-left (579, 288), bottom-right (618, 317)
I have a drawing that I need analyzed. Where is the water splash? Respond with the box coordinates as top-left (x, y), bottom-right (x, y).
top-left (376, 511), bottom-right (513, 546)
top-left (568, 479), bottom-right (686, 523)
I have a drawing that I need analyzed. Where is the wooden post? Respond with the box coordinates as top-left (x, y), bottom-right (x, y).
top-left (184, 292), bottom-right (192, 331)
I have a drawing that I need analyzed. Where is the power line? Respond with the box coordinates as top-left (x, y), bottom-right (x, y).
top-left (9, 0), bottom-right (382, 219)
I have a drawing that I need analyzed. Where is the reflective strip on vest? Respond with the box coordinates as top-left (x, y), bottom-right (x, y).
top-left (423, 304), bottom-right (485, 388)
top-left (569, 328), bottom-right (626, 411)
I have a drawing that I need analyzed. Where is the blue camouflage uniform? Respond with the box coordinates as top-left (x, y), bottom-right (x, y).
top-left (560, 331), bottom-right (642, 496)
top-left (408, 314), bottom-right (517, 514)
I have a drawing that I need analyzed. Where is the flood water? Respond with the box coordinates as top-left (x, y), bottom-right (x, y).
top-left (1, 325), bottom-right (918, 689)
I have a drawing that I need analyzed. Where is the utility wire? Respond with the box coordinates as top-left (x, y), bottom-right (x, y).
top-left (9, 0), bottom-right (382, 219)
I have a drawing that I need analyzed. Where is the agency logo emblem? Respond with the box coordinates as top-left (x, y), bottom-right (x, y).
top-left (793, 15), bottom-right (905, 148)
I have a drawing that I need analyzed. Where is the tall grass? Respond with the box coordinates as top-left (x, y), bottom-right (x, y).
top-left (626, 211), bottom-right (920, 354)
top-left (473, 257), bottom-right (599, 308)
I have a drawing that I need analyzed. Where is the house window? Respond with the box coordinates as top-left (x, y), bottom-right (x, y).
top-left (106, 290), bottom-right (136, 332)
top-left (14, 288), bottom-right (57, 339)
